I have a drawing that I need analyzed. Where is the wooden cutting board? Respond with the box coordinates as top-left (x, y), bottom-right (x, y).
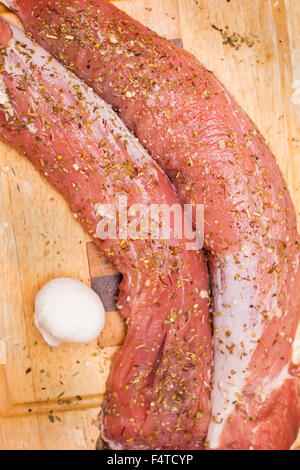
top-left (0, 0), bottom-right (299, 450)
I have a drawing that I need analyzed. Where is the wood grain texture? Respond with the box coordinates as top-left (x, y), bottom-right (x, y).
top-left (0, 0), bottom-right (299, 449)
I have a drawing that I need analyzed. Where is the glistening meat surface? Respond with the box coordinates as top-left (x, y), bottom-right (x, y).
top-left (7, 0), bottom-right (300, 450)
top-left (0, 18), bottom-right (212, 450)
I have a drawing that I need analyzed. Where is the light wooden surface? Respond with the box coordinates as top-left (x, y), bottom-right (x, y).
top-left (0, 0), bottom-right (299, 450)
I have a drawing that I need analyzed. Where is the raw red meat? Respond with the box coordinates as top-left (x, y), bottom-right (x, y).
top-left (7, 0), bottom-right (300, 450)
top-left (0, 17), bottom-right (212, 450)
